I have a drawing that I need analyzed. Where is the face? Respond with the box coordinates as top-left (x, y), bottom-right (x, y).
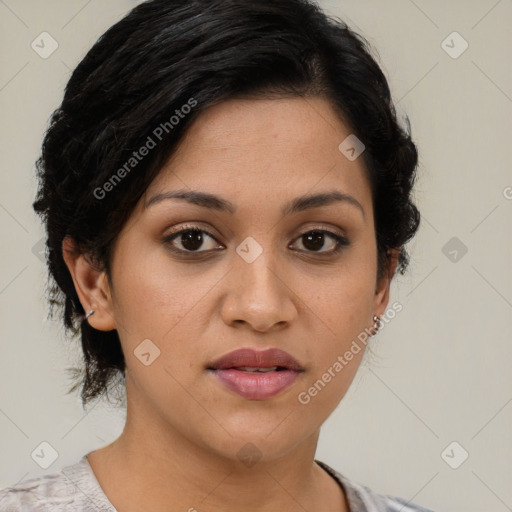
top-left (68, 96), bottom-right (395, 462)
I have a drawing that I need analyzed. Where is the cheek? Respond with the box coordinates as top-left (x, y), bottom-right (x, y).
top-left (109, 244), bottom-right (211, 342)
top-left (297, 254), bottom-right (376, 393)
top-left (305, 258), bottom-right (376, 333)
top-left (295, 281), bottom-right (372, 415)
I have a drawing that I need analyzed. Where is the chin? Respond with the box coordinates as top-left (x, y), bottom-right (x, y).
top-left (205, 425), bottom-right (309, 465)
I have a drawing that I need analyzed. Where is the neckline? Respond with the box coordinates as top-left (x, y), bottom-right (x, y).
top-left (76, 453), bottom-right (354, 512)
top-left (314, 459), bottom-right (353, 511)
top-left (71, 453), bottom-right (118, 511)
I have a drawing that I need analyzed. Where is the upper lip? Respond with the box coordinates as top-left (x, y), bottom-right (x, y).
top-left (207, 348), bottom-right (305, 371)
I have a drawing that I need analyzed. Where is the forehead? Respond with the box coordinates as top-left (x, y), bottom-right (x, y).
top-left (144, 96), bottom-right (371, 214)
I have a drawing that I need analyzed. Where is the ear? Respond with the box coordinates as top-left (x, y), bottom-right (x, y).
top-left (62, 236), bottom-right (117, 331)
top-left (373, 248), bottom-right (400, 316)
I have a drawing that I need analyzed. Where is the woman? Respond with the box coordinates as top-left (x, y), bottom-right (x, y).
top-left (0, 0), bottom-right (433, 510)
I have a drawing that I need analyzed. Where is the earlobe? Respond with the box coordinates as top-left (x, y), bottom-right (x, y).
top-left (62, 236), bottom-right (117, 331)
top-left (373, 248), bottom-right (400, 316)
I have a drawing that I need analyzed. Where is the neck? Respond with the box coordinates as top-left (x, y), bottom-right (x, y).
top-left (87, 378), bottom-right (348, 512)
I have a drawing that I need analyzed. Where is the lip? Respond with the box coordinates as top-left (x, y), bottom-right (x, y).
top-left (207, 348), bottom-right (305, 400)
top-left (208, 348), bottom-right (304, 371)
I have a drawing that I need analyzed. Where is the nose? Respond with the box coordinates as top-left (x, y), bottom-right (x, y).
top-left (220, 252), bottom-right (298, 334)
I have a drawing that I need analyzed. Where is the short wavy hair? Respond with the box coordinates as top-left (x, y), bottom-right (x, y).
top-left (33, 0), bottom-right (420, 407)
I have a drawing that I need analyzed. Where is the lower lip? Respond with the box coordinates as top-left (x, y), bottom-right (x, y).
top-left (210, 369), bottom-right (301, 400)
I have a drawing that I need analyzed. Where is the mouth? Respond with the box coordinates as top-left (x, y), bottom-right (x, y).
top-left (206, 348), bottom-right (305, 400)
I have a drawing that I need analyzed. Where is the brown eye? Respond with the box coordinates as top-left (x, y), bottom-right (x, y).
top-left (163, 227), bottom-right (223, 253)
top-left (291, 230), bottom-right (349, 254)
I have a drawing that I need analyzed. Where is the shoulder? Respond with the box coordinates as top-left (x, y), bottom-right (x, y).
top-left (0, 456), bottom-right (115, 512)
top-left (315, 460), bottom-right (436, 512)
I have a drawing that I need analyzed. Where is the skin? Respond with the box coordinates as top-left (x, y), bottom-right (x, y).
top-left (63, 96), bottom-right (399, 512)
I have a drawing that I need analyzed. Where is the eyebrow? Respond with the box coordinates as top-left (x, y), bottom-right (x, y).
top-left (144, 188), bottom-right (365, 219)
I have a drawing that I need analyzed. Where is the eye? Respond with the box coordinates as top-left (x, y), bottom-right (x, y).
top-left (163, 225), bottom-right (223, 254)
top-left (162, 225), bottom-right (350, 257)
top-left (290, 229), bottom-right (350, 255)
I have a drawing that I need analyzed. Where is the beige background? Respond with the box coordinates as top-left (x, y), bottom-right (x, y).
top-left (1, 1), bottom-right (511, 510)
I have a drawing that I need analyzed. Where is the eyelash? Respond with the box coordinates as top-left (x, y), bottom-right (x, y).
top-left (162, 224), bottom-right (350, 257)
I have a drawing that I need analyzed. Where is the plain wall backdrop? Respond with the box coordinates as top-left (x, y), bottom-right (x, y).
top-left (1, 1), bottom-right (511, 511)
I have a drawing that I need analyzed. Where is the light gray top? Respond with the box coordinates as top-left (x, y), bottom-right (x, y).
top-left (0, 454), bottom-right (435, 511)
